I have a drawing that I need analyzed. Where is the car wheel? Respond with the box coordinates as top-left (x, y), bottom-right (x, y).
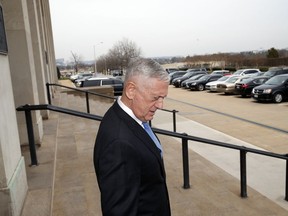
top-left (198, 84), bottom-right (204, 91)
top-left (273, 93), bottom-right (283, 103)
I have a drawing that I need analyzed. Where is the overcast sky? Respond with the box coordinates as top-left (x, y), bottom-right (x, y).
top-left (49, 0), bottom-right (288, 61)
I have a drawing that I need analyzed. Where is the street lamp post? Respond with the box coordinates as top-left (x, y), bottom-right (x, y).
top-left (93, 42), bottom-right (103, 74)
top-left (93, 45), bottom-right (96, 73)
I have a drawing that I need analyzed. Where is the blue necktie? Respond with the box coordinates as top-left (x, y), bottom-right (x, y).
top-left (142, 122), bottom-right (163, 157)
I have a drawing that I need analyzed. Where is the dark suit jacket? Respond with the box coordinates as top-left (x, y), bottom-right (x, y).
top-left (94, 101), bottom-right (171, 216)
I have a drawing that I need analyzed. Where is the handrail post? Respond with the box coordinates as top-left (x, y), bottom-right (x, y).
top-left (85, 92), bottom-right (90, 113)
top-left (240, 149), bottom-right (247, 198)
top-left (285, 154), bottom-right (288, 201)
top-left (46, 83), bottom-right (51, 105)
top-left (24, 106), bottom-right (38, 166)
top-left (182, 133), bottom-right (190, 189)
top-left (172, 110), bottom-right (177, 132)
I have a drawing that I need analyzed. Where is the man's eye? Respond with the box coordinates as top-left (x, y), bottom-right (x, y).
top-left (153, 97), bottom-right (159, 101)
top-left (152, 96), bottom-right (164, 102)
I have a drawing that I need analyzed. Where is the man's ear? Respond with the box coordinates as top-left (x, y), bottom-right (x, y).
top-left (124, 81), bottom-right (137, 100)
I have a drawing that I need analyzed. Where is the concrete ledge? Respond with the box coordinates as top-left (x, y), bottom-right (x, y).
top-left (0, 157), bottom-right (28, 216)
top-left (61, 86), bottom-right (115, 103)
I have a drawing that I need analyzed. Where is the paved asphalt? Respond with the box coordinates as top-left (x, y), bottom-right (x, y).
top-left (163, 85), bottom-right (288, 154)
top-left (152, 85), bottom-right (288, 211)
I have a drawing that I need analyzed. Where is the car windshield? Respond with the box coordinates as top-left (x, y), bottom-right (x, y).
top-left (199, 75), bottom-right (209, 81)
top-left (265, 76), bottom-right (288, 85)
top-left (226, 76), bottom-right (240, 83)
top-left (217, 76), bottom-right (230, 81)
top-left (187, 68), bottom-right (202, 72)
top-left (183, 71), bottom-right (195, 78)
top-left (239, 77), bottom-right (251, 82)
top-left (192, 74), bottom-right (204, 79)
top-left (233, 70), bottom-right (244, 75)
top-left (241, 77), bottom-right (254, 83)
top-left (264, 70), bottom-right (277, 76)
top-left (169, 71), bottom-right (178, 76)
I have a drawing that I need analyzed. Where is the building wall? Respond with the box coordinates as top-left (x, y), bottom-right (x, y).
top-left (0, 42), bottom-right (28, 216)
top-left (0, 0), bottom-right (56, 215)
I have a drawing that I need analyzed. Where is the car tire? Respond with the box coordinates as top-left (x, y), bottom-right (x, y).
top-left (273, 93), bottom-right (283, 103)
top-left (198, 84), bottom-right (204, 91)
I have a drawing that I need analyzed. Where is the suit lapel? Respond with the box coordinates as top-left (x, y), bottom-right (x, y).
top-left (112, 102), bottom-right (164, 166)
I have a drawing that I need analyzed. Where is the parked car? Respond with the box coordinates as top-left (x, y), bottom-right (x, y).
top-left (70, 72), bottom-right (93, 82)
top-left (76, 77), bottom-right (124, 96)
top-left (189, 74), bottom-right (223, 91)
top-left (263, 67), bottom-right (288, 78)
top-left (186, 68), bottom-right (207, 73)
top-left (168, 71), bottom-right (187, 84)
top-left (251, 74), bottom-right (288, 103)
top-left (234, 76), bottom-right (271, 97)
top-left (74, 74), bottom-right (95, 83)
top-left (112, 70), bottom-right (123, 77)
top-left (181, 74), bottom-right (206, 88)
top-left (205, 75), bottom-right (231, 92)
top-left (172, 71), bottom-right (207, 87)
top-left (211, 70), bottom-right (232, 76)
top-left (166, 68), bottom-right (179, 74)
top-left (216, 75), bottom-right (243, 94)
top-left (233, 69), bottom-right (261, 76)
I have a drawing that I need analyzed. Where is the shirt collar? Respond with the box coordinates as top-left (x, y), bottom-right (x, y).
top-left (117, 96), bottom-right (143, 127)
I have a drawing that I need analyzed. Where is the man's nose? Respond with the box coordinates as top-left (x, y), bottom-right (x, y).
top-left (155, 99), bottom-right (164, 109)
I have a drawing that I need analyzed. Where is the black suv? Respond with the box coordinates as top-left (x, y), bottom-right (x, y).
top-left (172, 71), bottom-right (207, 87)
top-left (189, 74), bottom-right (223, 91)
top-left (251, 74), bottom-right (288, 103)
top-left (263, 67), bottom-right (288, 78)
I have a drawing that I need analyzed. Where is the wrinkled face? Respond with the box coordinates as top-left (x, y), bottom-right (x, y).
top-left (125, 77), bottom-right (169, 122)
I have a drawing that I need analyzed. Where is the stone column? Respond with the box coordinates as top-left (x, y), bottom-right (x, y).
top-left (42, 0), bottom-right (57, 84)
top-left (27, 0), bottom-right (49, 119)
top-left (44, 0), bottom-right (57, 83)
top-left (3, 0), bottom-right (43, 145)
top-left (0, 16), bottom-right (28, 216)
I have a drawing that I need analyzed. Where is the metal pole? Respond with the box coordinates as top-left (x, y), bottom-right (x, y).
top-left (24, 108), bottom-right (38, 166)
top-left (46, 83), bottom-right (51, 105)
top-left (285, 154), bottom-right (288, 201)
top-left (182, 133), bottom-right (190, 189)
top-left (240, 149), bottom-right (247, 198)
top-left (173, 110), bottom-right (177, 132)
top-left (85, 92), bottom-right (90, 113)
top-left (93, 45), bottom-right (96, 73)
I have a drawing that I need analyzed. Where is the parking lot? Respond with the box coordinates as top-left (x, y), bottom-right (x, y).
top-left (162, 85), bottom-right (288, 154)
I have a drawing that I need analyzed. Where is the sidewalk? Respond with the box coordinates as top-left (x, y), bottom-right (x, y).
top-left (154, 111), bottom-right (288, 211)
top-left (20, 86), bottom-right (288, 216)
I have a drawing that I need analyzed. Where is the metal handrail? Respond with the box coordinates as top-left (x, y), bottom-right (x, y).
top-left (46, 82), bottom-right (116, 113)
top-left (46, 83), bottom-right (178, 119)
top-left (16, 103), bottom-right (288, 201)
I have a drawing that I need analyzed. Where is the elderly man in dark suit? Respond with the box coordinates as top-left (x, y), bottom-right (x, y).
top-left (94, 58), bottom-right (171, 216)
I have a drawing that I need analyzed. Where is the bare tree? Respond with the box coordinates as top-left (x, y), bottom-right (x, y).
top-left (105, 38), bottom-right (142, 71)
top-left (70, 51), bottom-right (83, 73)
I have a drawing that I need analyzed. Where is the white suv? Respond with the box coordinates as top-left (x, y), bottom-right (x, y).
top-left (233, 69), bottom-right (261, 76)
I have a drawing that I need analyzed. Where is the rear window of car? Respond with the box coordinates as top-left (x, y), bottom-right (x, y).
top-left (102, 80), bottom-right (114, 85)
top-left (102, 79), bottom-right (123, 85)
top-left (83, 79), bottom-right (101, 87)
top-left (245, 70), bottom-right (257, 74)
